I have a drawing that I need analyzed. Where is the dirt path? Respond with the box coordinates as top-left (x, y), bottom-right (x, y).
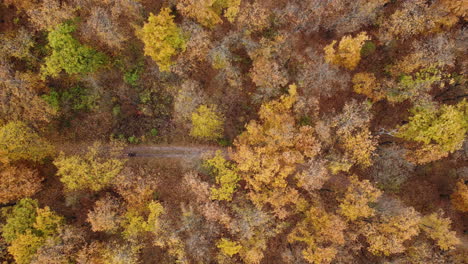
top-left (55, 142), bottom-right (227, 161)
top-left (122, 145), bottom-right (225, 159)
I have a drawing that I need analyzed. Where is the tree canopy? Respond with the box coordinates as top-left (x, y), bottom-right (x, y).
top-left (137, 8), bottom-right (187, 72)
top-left (0, 121), bottom-right (55, 164)
top-left (42, 22), bottom-right (106, 78)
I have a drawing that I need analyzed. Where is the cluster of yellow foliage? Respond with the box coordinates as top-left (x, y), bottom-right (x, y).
top-left (339, 175), bottom-right (382, 221)
top-left (233, 84), bottom-right (321, 218)
top-left (288, 207), bottom-right (346, 264)
top-left (352, 72), bottom-right (384, 101)
top-left (364, 207), bottom-right (421, 256)
top-left (420, 212), bottom-right (460, 250)
top-left (177, 0), bottom-right (241, 28)
top-left (54, 143), bottom-right (124, 191)
top-left (341, 127), bottom-right (377, 168)
top-left (324, 32), bottom-right (370, 70)
top-left (333, 100), bottom-right (378, 168)
top-left (0, 121), bottom-right (55, 164)
top-left (397, 100), bottom-right (468, 164)
top-left (121, 201), bottom-right (165, 241)
top-left (3, 199), bottom-right (64, 264)
top-left (204, 151), bottom-right (240, 201)
top-left (217, 238), bottom-right (242, 257)
top-left (190, 104), bottom-right (225, 141)
top-left (137, 8), bottom-right (187, 72)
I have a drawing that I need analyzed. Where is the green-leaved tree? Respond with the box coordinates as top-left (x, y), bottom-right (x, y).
top-left (41, 22), bottom-right (106, 78)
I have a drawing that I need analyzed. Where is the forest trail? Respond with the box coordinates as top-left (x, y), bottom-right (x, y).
top-left (122, 145), bottom-right (225, 159)
top-left (55, 142), bottom-right (226, 160)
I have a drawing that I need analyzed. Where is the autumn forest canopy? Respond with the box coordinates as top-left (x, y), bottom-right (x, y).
top-left (0, 0), bottom-right (467, 263)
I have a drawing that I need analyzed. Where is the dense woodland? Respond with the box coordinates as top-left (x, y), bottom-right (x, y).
top-left (0, 0), bottom-right (467, 263)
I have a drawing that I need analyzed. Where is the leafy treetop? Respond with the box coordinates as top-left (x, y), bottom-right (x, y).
top-left (137, 8), bottom-right (187, 72)
top-left (0, 121), bottom-right (55, 164)
top-left (53, 143), bottom-right (125, 191)
top-left (204, 150), bottom-right (240, 201)
top-left (324, 32), bottom-right (370, 70)
top-left (397, 100), bottom-right (468, 164)
top-left (42, 22), bottom-right (106, 78)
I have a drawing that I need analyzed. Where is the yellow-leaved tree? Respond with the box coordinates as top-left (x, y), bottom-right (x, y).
top-left (217, 238), bottom-right (242, 257)
top-left (177, 0), bottom-right (241, 28)
top-left (352, 72), bottom-right (384, 101)
top-left (420, 212), bottom-right (460, 251)
top-left (0, 121), bottom-right (55, 164)
top-left (324, 32), bottom-right (370, 70)
top-left (53, 143), bottom-right (124, 191)
top-left (287, 207), bottom-right (346, 264)
top-left (397, 100), bottom-right (468, 164)
top-left (363, 207), bottom-right (421, 256)
top-left (137, 8), bottom-right (187, 72)
top-left (2, 199), bottom-right (64, 264)
top-left (233, 84), bottom-right (321, 218)
top-left (190, 104), bottom-right (225, 141)
top-left (204, 151), bottom-right (240, 201)
top-left (339, 175), bottom-right (382, 221)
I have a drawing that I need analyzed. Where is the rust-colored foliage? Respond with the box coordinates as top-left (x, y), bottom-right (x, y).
top-left (451, 180), bottom-right (468, 212)
top-left (0, 165), bottom-right (42, 204)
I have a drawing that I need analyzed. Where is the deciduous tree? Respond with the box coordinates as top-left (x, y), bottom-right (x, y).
top-left (204, 151), bottom-right (240, 201)
top-left (352, 72), bottom-right (384, 101)
top-left (363, 206), bottom-right (421, 256)
top-left (324, 32), bottom-right (369, 70)
top-left (112, 165), bottom-right (159, 207)
top-left (332, 100), bottom-right (377, 168)
top-left (173, 80), bottom-right (207, 126)
top-left (82, 7), bottom-right (127, 50)
top-left (0, 28), bottom-right (35, 61)
top-left (136, 8), bottom-right (187, 71)
top-left (339, 175), bottom-right (382, 221)
top-left (190, 104), bottom-right (225, 141)
top-left (287, 207), bottom-right (346, 264)
top-left (0, 64), bottom-right (56, 124)
top-left (177, 0), bottom-right (241, 28)
top-left (2, 199), bottom-right (64, 264)
top-left (420, 212), bottom-right (460, 250)
top-left (42, 22), bottom-right (106, 78)
top-left (397, 100), bottom-right (468, 164)
top-left (217, 238), bottom-right (242, 257)
top-left (54, 143), bottom-right (124, 191)
top-left (249, 36), bottom-right (289, 102)
top-left (371, 145), bottom-right (414, 192)
top-left (0, 165), bottom-right (42, 204)
top-left (233, 84), bottom-right (320, 218)
top-left (87, 195), bottom-right (123, 233)
top-left (451, 180), bottom-right (468, 212)
top-left (31, 226), bottom-right (86, 264)
top-left (27, 0), bottom-right (75, 31)
top-left (0, 121), bottom-right (55, 164)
